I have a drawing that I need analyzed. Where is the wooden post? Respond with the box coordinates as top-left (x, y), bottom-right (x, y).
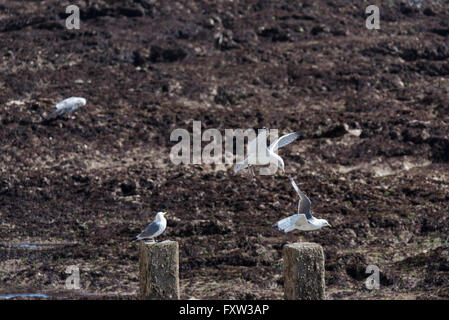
top-left (139, 240), bottom-right (180, 300)
top-left (283, 242), bottom-right (325, 300)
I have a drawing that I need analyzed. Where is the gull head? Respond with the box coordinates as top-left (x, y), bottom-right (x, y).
top-left (318, 219), bottom-right (331, 228)
top-left (277, 157), bottom-right (285, 172)
top-left (77, 97), bottom-right (87, 106)
top-left (68, 97), bottom-right (86, 107)
top-left (155, 211), bottom-right (167, 221)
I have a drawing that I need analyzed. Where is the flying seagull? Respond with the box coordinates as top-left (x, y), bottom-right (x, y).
top-left (50, 97), bottom-right (86, 118)
top-left (133, 212), bottom-right (167, 243)
top-left (273, 177), bottom-right (331, 232)
top-left (234, 129), bottom-right (301, 175)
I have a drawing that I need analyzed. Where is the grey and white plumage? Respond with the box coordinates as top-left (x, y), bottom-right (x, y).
top-left (234, 129), bottom-right (301, 175)
top-left (134, 212), bottom-right (167, 243)
top-left (273, 177), bottom-right (331, 232)
top-left (50, 97), bottom-right (86, 117)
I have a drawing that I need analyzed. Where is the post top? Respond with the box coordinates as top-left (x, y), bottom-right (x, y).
top-left (140, 240), bottom-right (178, 246)
top-left (284, 242), bottom-right (323, 250)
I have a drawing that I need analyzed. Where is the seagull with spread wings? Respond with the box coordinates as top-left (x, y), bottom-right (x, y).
top-left (273, 177), bottom-right (331, 232)
top-left (234, 128), bottom-right (301, 176)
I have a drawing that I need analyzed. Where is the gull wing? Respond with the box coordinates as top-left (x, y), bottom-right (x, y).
top-left (57, 101), bottom-right (71, 111)
top-left (273, 214), bottom-right (308, 232)
top-left (137, 221), bottom-right (162, 239)
top-left (268, 132), bottom-right (301, 152)
top-left (54, 97), bottom-right (77, 109)
top-left (289, 177), bottom-right (312, 219)
top-left (273, 214), bottom-right (300, 233)
top-left (293, 213), bottom-right (309, 227)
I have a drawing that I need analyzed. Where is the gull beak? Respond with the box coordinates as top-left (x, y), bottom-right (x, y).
top-left (163, 211), bottom-right (168, 216)
top-left (328, 224), bottom-right (332, 228)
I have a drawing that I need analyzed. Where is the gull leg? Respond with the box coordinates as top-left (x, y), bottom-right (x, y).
top-left (247, 165), bottom-right (255, 178)
top-left (68, 105), bottom-right (78, 118)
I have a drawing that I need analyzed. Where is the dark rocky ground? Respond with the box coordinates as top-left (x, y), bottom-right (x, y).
top-left (0, 0), bottom-right (448, 299)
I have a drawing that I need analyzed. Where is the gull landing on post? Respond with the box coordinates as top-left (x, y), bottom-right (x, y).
top-left (273, 177), bottom-right (331, 232)
top-left (233, 129), bottom-right (301, 176)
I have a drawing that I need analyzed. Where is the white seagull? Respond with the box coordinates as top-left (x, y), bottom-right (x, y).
top-left (273, 177), bottom-right (331, 232)
top-left (133, 212), bottom-right (168, 243)
top-left (50, 97), bottom-right (86, 118)
top-left (234, 129), bottom-right (301, 175)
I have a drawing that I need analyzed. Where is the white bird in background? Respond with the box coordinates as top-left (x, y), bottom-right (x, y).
top-left (273, 177), bottom-right (331, 232)
top-left (50, 97), bottom-right (86, 118)
top-left (133, 212), bottom-right (168, 243)
top-left (234, 128), bottom-right (301, 176)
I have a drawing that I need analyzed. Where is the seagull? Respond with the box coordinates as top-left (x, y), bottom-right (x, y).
top-left (234, 129), bottom-right (301, 175)
top-left (273, 177), bottom-right (331, 232)
top-left (50, 97), bottom-right (86, 118)
top-left (133, 212), bottom-right (168, 243)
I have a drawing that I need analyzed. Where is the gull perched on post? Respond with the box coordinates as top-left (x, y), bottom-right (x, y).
top-left (133, 212), bottom-right (167, 243)
top-left (50, 97), bottom-right (86, 118)
top-left (273, 177), bottom-right (331, 232)
top-left (234, 128), bottom-right (301, 176)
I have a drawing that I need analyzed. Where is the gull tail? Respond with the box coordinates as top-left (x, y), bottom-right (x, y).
top-left (273, 214), bottom-right (299, 233)
top-left (42, 110), bottom-right (60, 122)
top-left (48, 107), bottom-right (67, 119)
top-left (234, 163), bottom-right (245, 173)
top-left (234, 158), bottom-right (248, 173)
top-left (50, 110), bottom-right (60, 118)
top-left (130, 233), bottom-right (142, 242)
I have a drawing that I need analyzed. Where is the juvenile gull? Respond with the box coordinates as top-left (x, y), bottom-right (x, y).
top-left (50, 97), bottom-right (86, 118)
top-left (234, 129), bottom-right (301, 175)
top-left (133, 212), bottom-right (167, 243)
top-left (273, 177), bottom-right (331, 232)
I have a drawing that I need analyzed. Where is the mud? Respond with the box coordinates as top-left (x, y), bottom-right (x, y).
top-left (0, 0), bottom-right (448, 299)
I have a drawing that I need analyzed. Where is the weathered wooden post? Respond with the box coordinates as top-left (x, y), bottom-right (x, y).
top-left (283, 242), bottom-right (325, 300)
top-left (139, 240), bottom-right (180, 300)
